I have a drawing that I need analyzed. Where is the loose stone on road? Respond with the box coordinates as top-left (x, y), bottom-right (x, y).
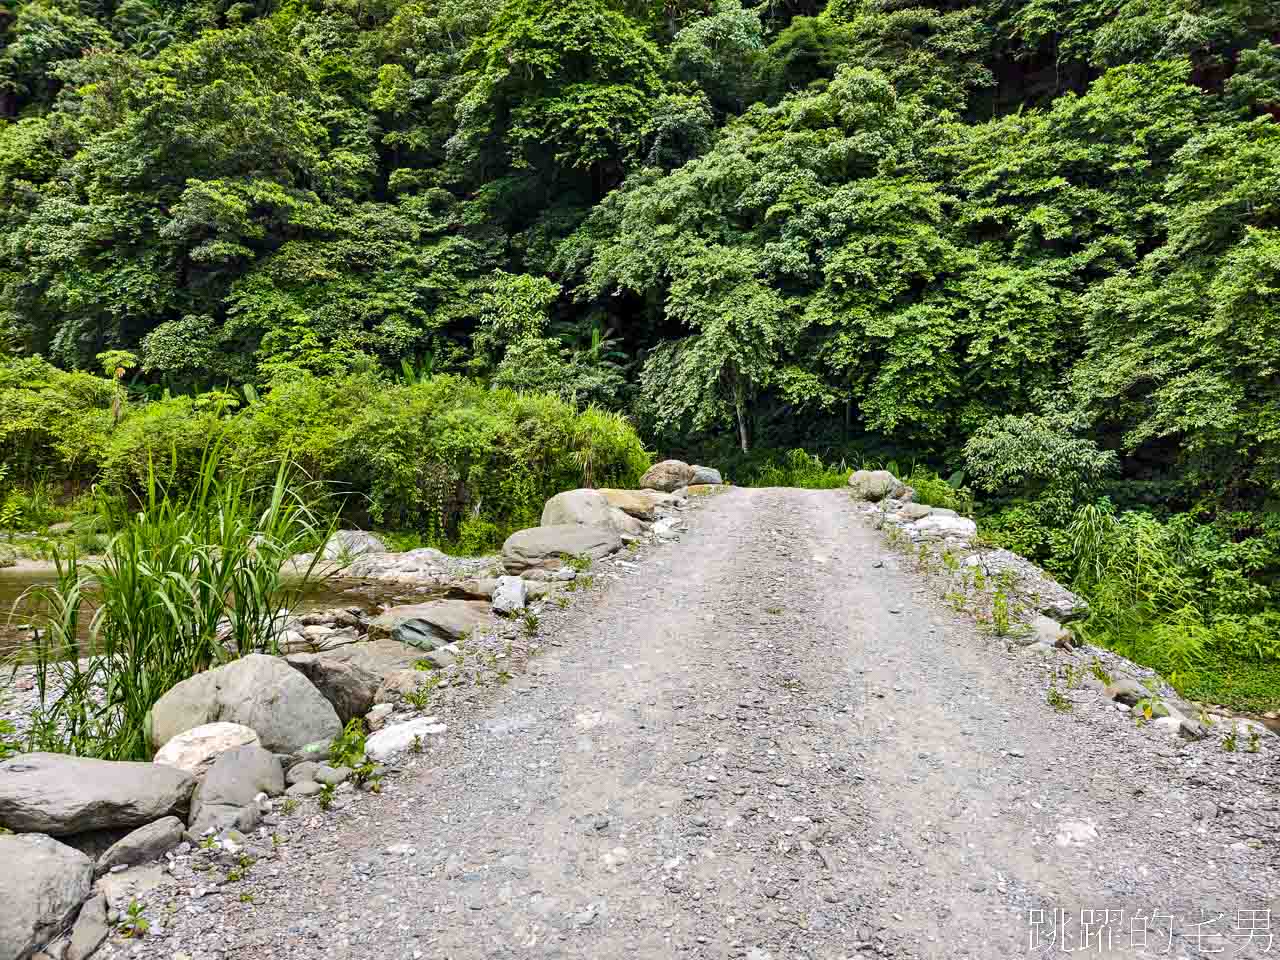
top-left (117, 488), bottom-right (1276, 960)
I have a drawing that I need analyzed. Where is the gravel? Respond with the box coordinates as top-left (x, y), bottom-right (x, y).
top-left (71, 488), bottom-right (1279, 959)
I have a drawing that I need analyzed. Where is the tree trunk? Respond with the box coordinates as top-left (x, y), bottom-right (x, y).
top-left (734, 381), bottom-right (750, 454)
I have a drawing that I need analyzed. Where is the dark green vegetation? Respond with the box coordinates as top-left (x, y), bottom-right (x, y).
top-left (1, 0), bottom-right (1279, 709)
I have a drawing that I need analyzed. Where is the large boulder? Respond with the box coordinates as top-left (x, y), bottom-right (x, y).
top-left (600, 489), bottom-right (675, 521)
top-left (541, 489), bottom-right (615, 528)
top-left (284, 653), bottom-right (380, 725)
top-left (0, 753), bottom-right (194, 836)
top-left (910, 513), bottom-right (977, 541)
top-left (690, 465), bottom-right (723, 485)
top-left (368, 599), bottom-right (490, 646)
top-left (0, 834), bottom-right (93, 960)
top-left (188, 745), bottom-right (284, 836)
top-left (962, 548), bottom-right (1089, 622)
top-left (848, 470), bottom-right (908, 501)
top-left (152, 722), bottom-right (261, 777)
top-left (640, 460), bottom-right (695, 493)
top-left (147, 653), bottom-right (341, 755)
top-left (321, 530), bottom-right (387, 561)
top-left (94, 816), bottom-right (184, 876)
top-left (502, 524), bottom-right (622, 574)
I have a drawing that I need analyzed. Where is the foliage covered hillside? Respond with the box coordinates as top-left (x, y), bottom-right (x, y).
top-left (3, 0), bottom-right (1280, 703)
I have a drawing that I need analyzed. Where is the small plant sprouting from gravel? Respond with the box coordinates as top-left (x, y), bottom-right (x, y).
top-left (240, 892), bottom-right (255, 904)
top-left (318, 782), bottom-right (336, 810)
top-left (522, 612), bottom-right (540, 636)
top-left (410, 734), bottom-right (424, 754)
top-left (281, 797), bottom-right (298, 816)
top-left (1222, 725), bottom-right (1238, 752)
top-left (1247, 730), bottom-right (1261, 753)
top-left (1046, 684), bottom-right (1072, 713)
top-left (555, 596), bottom-right (569, 608)
top-left (1089, 658), bottom-right (1113, 685)
top-left (765, 606), bottom-right (783, 615)
top-left (119, 900), bottom-right (149, 938)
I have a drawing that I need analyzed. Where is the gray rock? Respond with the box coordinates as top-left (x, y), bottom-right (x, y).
top-left (541, 489), bottom-right (615, 528)
top-left (285, 781), bottom-right (324, 798)
top-left (188, 745), bottom-right (284, 836)
top-left (66, 892), bottom-right (108, 960)
top-left (147, 653), bottom-right (342, 754)
top-left (314, 765), bottom-right (351, 786)
top-left (284, 653), bottom-right (380, 725)
top-left (893, 502), bottom-right (932, 521)
top-left (368, 600), bottom-right (490, 646)
top-left (1031, 615), bottom-right (1070, 648)
top-left (0, 834), bottom-right (93, 960)
top-left (848, 470), bottom-right (908, 501)
top-left (1104, 677), bottom-right (1149, 707)
top-left (910, 514), bottom-right (977, 541)
top-left (689, 465), bottom-right (723, 485)
top-left (448, 578), bottom-right (498, 600)
top-left (321, 530), bottom-right (388, 561)
top-left (501, 525), bottom-right (622, 574)
top-left (599, 489), bottom-right (675, 521)
top-left (640, 460), bottom-right (695, 493)
top-left (152, 722), bottom-right (261, 777)
top-left (965, 548), bottom-right (1089, 621)
top-left (491, 576), bottom-right (527, 616)
top-left (0, 754), bottom-right (194, 836)
top-left (286, 761), bottom-right (320, 786)
top-left (95, 816), bottom-right (184, 876)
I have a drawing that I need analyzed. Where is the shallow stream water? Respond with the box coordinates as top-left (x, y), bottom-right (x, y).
top-left (0, 566), bottom-right (444, 662)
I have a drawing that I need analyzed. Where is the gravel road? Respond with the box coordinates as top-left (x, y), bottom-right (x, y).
top-left (115, 487), bottom-right (1278, 960)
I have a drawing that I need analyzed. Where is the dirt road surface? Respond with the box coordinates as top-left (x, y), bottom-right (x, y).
top-left (120, 487), bottom-right (1278, 960)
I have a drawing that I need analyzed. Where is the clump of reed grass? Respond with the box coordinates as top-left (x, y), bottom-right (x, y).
top-left (25, 446), bottom-right (332, 760)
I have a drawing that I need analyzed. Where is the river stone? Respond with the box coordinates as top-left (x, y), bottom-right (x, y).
top-left (321, 530), bottom-right (388, 561)
top-left (449, 577), bottom-right (499, 600)
top-left (147, 653), bottom-right (341, 754)
top-left (640, 460), bottom-right (695, 492)
top-left (848, 470), bottom-right (908, 501)
top-left (1104, 677), bottom-right (1148, 706)
top-left (365, 717), bottom-right (447, 761)
top-left (492, 576), bottom-right (527, 615)
top-left (911, 513), bottom-right (978, 541)
top-left (66, 891), bottom-right (109, 960)
top-left (541, 489), bottom-right (615, 527)
top-left (153, 722), bottom-right (261, 777)
top-left (893, 502), bottom-right (932, 521)
top-left (599, 489), bottom-right (674, 521)
top-left (95, 816), bottom-right (184, 876)
top-left (0, 753), bottom-right (194, 836)
top-left (188, 745), bottom-right (284, 836)
top-left (689, 465), bottom-right (723, 485)
top-left (0, 834), bottom-right (93, 960)
top-left (502, 524), bottom-right (622, 574)
top-left (369, 599), bottom-right (490, 646)
top-left (284, 653), bottom-right (380, 725)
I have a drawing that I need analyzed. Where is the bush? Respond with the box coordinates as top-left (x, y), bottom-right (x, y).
top-left (748, 448), bottom-right (849, 488)
top-left (0, 361), bottom-right (651, 551)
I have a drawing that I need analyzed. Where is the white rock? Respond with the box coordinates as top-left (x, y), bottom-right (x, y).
top-left (365, 718), bottom-right (447, 760)
top-left (910, 514), bottom-right (977, 541)
top-left (153, 722), bottom-right (261, 777)
top-left (491, 576), bottom-right (527, 616)
top-left (652, 518), bottom-right (682, 540)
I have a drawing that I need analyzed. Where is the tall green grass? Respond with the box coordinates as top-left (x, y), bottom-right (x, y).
top-left (25, 449), bottom-right (332, 760)
top-left (749, 449), bottom-right (849, 488)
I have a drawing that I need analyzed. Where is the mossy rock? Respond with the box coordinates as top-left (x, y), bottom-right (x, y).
top-left (0, 545), bottom-right (16, 568)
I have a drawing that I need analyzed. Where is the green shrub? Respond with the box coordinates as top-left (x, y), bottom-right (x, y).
top-left (0, 361), bottom-right (651, 551)
top-left (748, 448), bottom-right (848, 488)
top-left (904, 466), bottom-right (973, 514)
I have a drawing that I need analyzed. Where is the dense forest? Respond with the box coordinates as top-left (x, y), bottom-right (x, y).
top-left (2, 0), bottom-right (1280, 706)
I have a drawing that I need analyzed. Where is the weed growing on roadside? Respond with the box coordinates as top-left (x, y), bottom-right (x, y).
top-left (1223, 725), bottom-right (1239, 752)
top-left (119, 900), bottom-right (149, 938)
top-left (765, 606), bottom-right (783, 615)
top-left (281, 798), bottom-right (298, 816)
top-left (1047, 684), bottom-right (1072, 713)
top-left (328, 719), bottom-right (366, 769)
top-left (410, 734), bottom-right (423, 754)
top-left (1089, 658), bottom-right (1113, 686)
top-left (1247, 731), bottom-right (1261, 753)
top-left (562, 552), bottom-right (593, 573)
top-left (522, 612), bottom-right (540, 636)
top-left (240, 892), bottom-right (255, 904)
top-left (318, 783), bottom-right (335, 810)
